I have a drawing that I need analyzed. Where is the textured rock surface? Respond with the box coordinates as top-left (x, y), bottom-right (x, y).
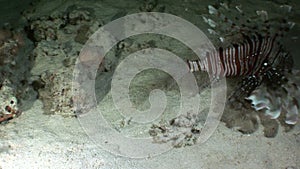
top-left (24, 5), bottom-right (101, 116)
top-left (0, 79), bottom-right (21, 123)
top-left (0, 27), bottom-right (35, 122)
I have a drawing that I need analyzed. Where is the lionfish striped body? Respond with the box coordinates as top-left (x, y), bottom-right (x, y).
top-left (188, 34), bottom-right (285, 77)
top-left (187, 33), bottom-right (289, 95)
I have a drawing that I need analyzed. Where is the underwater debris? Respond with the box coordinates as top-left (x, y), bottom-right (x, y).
top-left (149, 110), bottom-right (204, 148)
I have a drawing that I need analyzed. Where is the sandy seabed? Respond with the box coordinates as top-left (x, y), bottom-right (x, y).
top-left (0, 100), bottom-right (298, 169)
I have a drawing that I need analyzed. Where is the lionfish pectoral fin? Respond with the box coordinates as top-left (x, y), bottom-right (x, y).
top-left (228, 75), bottom-right (262, 109)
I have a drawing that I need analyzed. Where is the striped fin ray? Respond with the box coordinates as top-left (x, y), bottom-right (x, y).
top-left (206, 4), bottom-right (251, 35)
top-left (203, 2), bottom-right (294, 46)
top-left (203, 3), bottom-right (258, 45)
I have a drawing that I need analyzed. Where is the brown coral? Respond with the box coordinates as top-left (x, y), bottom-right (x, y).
top-left (0, 29), bottom-right (12, 45)
top-left (0, 29), bottom-right (25, 65)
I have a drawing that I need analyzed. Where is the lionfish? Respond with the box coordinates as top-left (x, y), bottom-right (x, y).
top-left (187, 2), bottom-right (299, 125)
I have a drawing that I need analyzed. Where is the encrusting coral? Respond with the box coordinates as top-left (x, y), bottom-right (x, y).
top-left (0, 28), bottom-right (29, 123)
top-left (24, 5), bottom-right (102, 117)
top-left (0, 79), bottom-right (22, 123)
top-left (0, 28), bottom-right (25, 65)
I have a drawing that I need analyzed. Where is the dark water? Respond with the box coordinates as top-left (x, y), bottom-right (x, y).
top-left (0, 0), bottom-right (32, 26)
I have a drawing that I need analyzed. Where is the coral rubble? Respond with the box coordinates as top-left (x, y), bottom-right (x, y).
top-left (149, 110), bottom-right (205, 148)
top-left (0, 27), bottom-right (34, 123)
top-left (23, 5), bottom-right (101, 117)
